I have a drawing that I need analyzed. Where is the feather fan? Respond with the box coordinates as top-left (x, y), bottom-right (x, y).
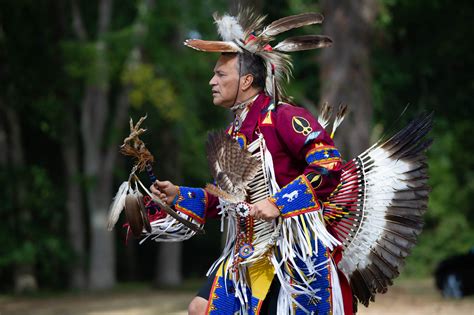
top-left (206, 131), bottom-right (261, 201)
top-left (324, 113), bottom-right (433, 307)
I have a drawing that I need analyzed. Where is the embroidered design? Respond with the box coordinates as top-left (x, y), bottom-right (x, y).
top-left (270, 175), bottom-right (320, 218)
top-left (235, 132), bottom-right (247, 149)
top-left (305, 145), bottom-right (341, 166)
top-left (261, 111), bottom-right (273, 125)
top-left (292, 116), bottom-right (313, 136)
top-left (249, 297), bottom-right (263, 315)
top-left (236, 202), bottom-right (250, 217)
top-left (292, 241), bottom-right (332, 314)
top-left (175, 187), bottom-right (207, 224)
top-left (282, 191), bottom-right (299, 202)
top-left (207, 265), bottom-right (240, 315)
top-left (239, 243), bottom-right (255, 259)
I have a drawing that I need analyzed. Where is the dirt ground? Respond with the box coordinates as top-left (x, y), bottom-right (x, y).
top-left (1, 278), bottom-right (473, 315)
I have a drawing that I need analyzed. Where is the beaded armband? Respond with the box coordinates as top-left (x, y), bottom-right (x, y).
top-left (174, 187), bottom-right (208, 224)
top-left (305, 144), bottom-right (341, 170)
top-left (269, 175), bottom-right (320, 218)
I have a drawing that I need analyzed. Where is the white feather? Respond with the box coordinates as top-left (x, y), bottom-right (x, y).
top-left (215, 14), bottom-right (244, 42)
top-left (107, 181), bottom-right (129, 231)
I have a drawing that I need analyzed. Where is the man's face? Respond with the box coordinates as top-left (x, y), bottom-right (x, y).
top-left (209, 54), bottom-right (240, 108)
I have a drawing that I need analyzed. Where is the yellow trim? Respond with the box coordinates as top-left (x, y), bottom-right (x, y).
top-left (261, 111), bottom-right (273, 125)
top-left (205, 263), bottom-right (223, 314)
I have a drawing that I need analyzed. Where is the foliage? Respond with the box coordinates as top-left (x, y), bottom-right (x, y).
top-left (0, 0), bottom-right (473, 291)
top-left (0, 166), bottom-right (71, 289)
top-left (373, 0), bottom-right (474, 276)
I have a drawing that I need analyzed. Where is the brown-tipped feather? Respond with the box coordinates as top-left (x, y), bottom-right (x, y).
top-left (259, 12), bottom-right (324, 37)
top-left (206, 131), bottom-right (261, 199)
top-left (137, 192), bottom-right (151, 233)
top-left (328, 113), bottom-right (432, 308)
top-left (350, 269), bottom-right (373, 307)
top-left (184, 39), bottom-right (240, 52)
top-left (124, 194), bottom-right (144, 238)
top-left (205, 183), bottom-right (239, 203)
top-left (318, 101), bottom-right (333, 129)
top-left (237, 8), bottom-right (267, 40)
top-left (331, 103), bottom-right (349, 138)
top-left (273, 35), bottom-right (332, 52)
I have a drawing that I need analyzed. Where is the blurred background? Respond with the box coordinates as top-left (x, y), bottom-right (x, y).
top-left (1, 0), bottom-right (473, 314)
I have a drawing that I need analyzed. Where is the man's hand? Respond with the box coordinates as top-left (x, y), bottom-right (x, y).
top-left (249, 198), bottom-right (280, 221)
top-left (150, 180), bottom-right (178, 205)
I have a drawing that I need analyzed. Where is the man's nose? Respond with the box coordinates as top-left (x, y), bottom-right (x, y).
top-left (209, 75), bottom-right (217, 86)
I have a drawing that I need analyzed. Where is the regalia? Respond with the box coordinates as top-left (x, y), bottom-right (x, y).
top-left (107, 8), bottom-right (432, 315)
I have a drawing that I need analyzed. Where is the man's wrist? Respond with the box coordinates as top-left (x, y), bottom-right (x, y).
top-left (171, 186), bottom-right (180, 206)
top-left (266, 197), bottom-right (281, 217)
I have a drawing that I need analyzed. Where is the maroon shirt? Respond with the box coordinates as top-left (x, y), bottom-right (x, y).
top-left (204, 92), bottom-right (342, 218)
top-left (201, 92), bottom-right (353, 314)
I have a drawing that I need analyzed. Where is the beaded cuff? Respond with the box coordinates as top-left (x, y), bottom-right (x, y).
top-left (269, 175), bottom-right (320, 218)
top-left (305, 145), bottom-right (341, 166)
top-left (175, 187), bottom-right (207, 224)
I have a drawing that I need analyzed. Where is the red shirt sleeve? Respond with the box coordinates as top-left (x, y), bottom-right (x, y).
top-left (274, 104), bottom-right (342, 201)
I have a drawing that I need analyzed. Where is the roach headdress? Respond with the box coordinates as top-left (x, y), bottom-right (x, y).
top-left (184, 8), bottom-right (332, 102)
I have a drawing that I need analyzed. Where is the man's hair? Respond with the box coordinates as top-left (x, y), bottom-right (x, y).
top-left (239, 51), bottom-right (266, 90)
top-left (223, 52), bottom-right (266, 90)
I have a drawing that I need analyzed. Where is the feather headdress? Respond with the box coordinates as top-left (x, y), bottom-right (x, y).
top-left (184, 8), bottom-right (332, 100)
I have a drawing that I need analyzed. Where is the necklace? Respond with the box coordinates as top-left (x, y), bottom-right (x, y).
top-left (230, 94), bottom-right (259, 112)
top-left (230, 94), bottom-right (259, 136)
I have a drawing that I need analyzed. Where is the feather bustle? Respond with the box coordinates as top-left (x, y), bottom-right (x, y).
top-left (328, 113), bottom-right (432, 306)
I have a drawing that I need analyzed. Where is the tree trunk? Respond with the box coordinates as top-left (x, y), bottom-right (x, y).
top-left (319, 0), bottom-right (378, 158)
top-left (77, 0), bottom-right (154, 289)
top-left (154, 127), bottom-right (183, 287)
top-left (62, 107), bottom-right (87, 290)
top-left (79, 0), bottom-right (114, 289)
top-left (3, 103), bottom-right (38, 293)
top-left (156, 242), bottom-right (182, 287)
top-left (0, 110), bottom-right (6, 165)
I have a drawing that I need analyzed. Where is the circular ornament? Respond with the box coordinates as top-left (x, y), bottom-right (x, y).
top-left (236, 202), bottom-right (250, 217)
top-left (234, 116), bottom-right (242, 131)
top-left (239, 243), bottom-right (254, 259)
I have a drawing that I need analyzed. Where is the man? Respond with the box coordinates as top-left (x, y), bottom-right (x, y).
top-left (150, 10), bottom-right (353, 315)
top-left (110, 9), bottom-right (432, 315)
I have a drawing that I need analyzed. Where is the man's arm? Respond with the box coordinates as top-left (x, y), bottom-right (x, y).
top-left (250, 104), bottom-right (342, 220)
top-left (151, 180), bottom-right (220, 223)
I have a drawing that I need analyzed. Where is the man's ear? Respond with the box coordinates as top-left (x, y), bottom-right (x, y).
top-left (241, 74), bottom-right (254, 91)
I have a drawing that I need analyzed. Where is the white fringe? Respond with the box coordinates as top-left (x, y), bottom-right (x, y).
top-left (330, 259), bottom-right (345, 315)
